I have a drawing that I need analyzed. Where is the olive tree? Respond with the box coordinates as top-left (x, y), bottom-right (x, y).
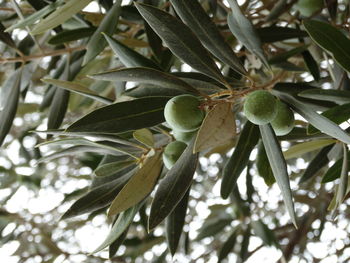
top-left (1, 0), bottom-right (350, 262)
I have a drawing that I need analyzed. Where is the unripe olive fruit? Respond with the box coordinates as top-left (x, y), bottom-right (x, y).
top-left (162, 141), bottom-right (187, 169)
top-left (172, 129), bottom-right (196, 144)
top-left (271, 101), bottom-right (295, 136)
top-left (164, 95), bottom-right (205, 132)
top-left (243, 90), bottom-right (277, 125)
top-left (294, 0), bottom-right (323, 17)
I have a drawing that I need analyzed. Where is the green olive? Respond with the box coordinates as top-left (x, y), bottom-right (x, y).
top-left (295, 0), bottom-right (323, 17)
top-left (243, 90), bottom-right (277, 125)
top-left (172, 129), bottom-right (196, 144)
top-left (162, 141), bottom-right (187, 169)
top-left (271, 101), bottom-right (295, 136)
top-left (164, 95), bottom-right (205, 132)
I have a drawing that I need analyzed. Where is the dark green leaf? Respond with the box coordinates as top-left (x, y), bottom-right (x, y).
top-left (298, 89), bottom-right (350, 104)
top-left (256, 141), bottom-right (275, 186)
top-left (336, 144), bottom-right (348, 205)
top-left (109, 226), bottom-right (129, 258)
top-left (95, 160), bottom-right (136, 177)
top-left (273, 87), bottom-right (350, 144)
top-left (0, 69), bottom-right (22, 146)
top-left (0, 22), bottom-right (16, 49)
top-left (83, 0), bottom-right (122, 65)
top-left (322, 152), bottom-right (350, 183)
top-left (251, 220), bottom-right (278, 247)
top-left (66, 96), bottom-right (171, 133)
top-left (220, 121), bottom-right (259, 199)
top-left (269, 45), bottom-right (309, 64)
top-left (90, 67), bottom-right (200, 95)
top-left (302, 50), bottom-right (320, 81)
top-left (227, 0), bottom-right (269, 69)
top-left (135, 3), bottom-right (225, 83)
top-left (103, 34), bottom-right (161, 69)
top-left (61, 168), bottom-right (136, 219)
top-left (256, 26), bottom-right (308, 43)
top-left (48, 27), bottom-right (96, 45)
top-left (218, 227), bottom-right (238, 263)
top-left (303, 20), bottom-right (350, 73)
top-left (259, 124), bottom-right (297, 226)
top-left (47, 89), bottom-right (70, 130)
top-left (170, 0), bottom-right (246, 76)
top-left (299, 144), bottom-right (334, 184)
top-left (308, 103), bottom-right (350, 134)
top-left (195, 216), bottom-right (232, 240)
top-left (42, 78), bottom-right (113, 104)
top-left (165, 189), bottom-right (189, 255)
top-left (92, 203), bottom-right (142, 253)
top-left (239, 227), bottom-right (250, 262)
top-left (148, 139), bottom-right (198, 230)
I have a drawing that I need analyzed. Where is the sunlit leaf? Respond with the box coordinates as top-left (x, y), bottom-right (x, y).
top-left (108, 151), bottom-right (163, 216)
top-left (194, 102), bottom-right (236, 153)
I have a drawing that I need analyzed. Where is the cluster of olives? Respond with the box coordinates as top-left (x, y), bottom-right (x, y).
top-left (243, 90), bottom-right (295, 136)
top-left (162, 95), bottom-right (205, 169)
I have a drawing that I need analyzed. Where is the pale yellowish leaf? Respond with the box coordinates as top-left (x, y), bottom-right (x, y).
top-left (194, 102), bottom-right (236, 153)
top-left (108, 151), bottom-right (162, 216)
top-left (283, 139), bottom-right (336, 160)
top-left (133, 128), bottom-right (154, 148)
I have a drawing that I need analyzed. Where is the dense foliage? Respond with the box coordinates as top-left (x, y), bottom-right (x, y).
top-left (1, 0), bottom-right (350, 262)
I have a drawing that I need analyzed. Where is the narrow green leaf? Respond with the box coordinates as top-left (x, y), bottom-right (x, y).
top-left (66, 96), bottom-right (170, 133)
top-left (256, 141), bottom-right (275, 186)
top-left (298, 89), bottom-right (350, 104)
top-left (251, 220), bottom-right (278, 247)
top-left (92, 203), bottom-right (142, 253)
top-left (133, 128), bottom-right (154, 148)
top-left (239, 227), bottom-right (251, 262)
top-left (265, 0), bottom-right (287, 21)
top-left (0, 23), bottom-right (16, 49)
top-left (165, 189), bottom-right (189, 256)
top-left (227, 0), bottom-right (269, 69)
top-left (135, 3), bottom-right (225, 83)
top-left (220, 121), bottom-right (259, 199)
top-left (259, 124), bottom-right (297, 227)
top-left (48, 27), bottom-right (95, 45)
top-left (299, 144), bottom-right (334, 184)
top-left (218, 227), bottom-right (238, 263)
top-left (336, 144), bottom-right (348, 205)
top-left (95, 160), bottom-right (136, 177)
top-left (31, 0), bottom-right (92, 35)
top-left (61, 169), bottom-right (136, 219)
top-left (196, 216), bottom-right (232, 240)
top-left (0, 69), bottom-right (22, 146)
top-left (41, 78), bottom-right (113, 104)
top-left (283, 139), bottom-right (336, 160)
top-left (148, 139), bottom-right (198, 230)
top-left (302, 50), bottom-right (320, 81)
top-left (269, 45), bottom-right (309, 64)
top-left (108, 226), bottom-right (129, 258)
top-left (83, 0), bottom-right (122, 65)
top-left (90, 67), bottom-right (200, 95)
top-left (104, 34), bottom-right (161, 69)
top-left (47, 88), bottom-right (70, 130)
top-left (256, 26), bottom-right (308, 43)
top-left (108, 152), bottom-right (163, 216)
top-left (6, 1), bottom-right (63, 32)
top-left (322, 153), bottom-right (350, 183)
top-left (308, 103), bottom-right (350, 134)
top-left (303, 20), bottom-right (350, 73)
top-left (273, 88), bottom-right (350, 144)
top-left (170, 0), bottom-right (246, 76)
